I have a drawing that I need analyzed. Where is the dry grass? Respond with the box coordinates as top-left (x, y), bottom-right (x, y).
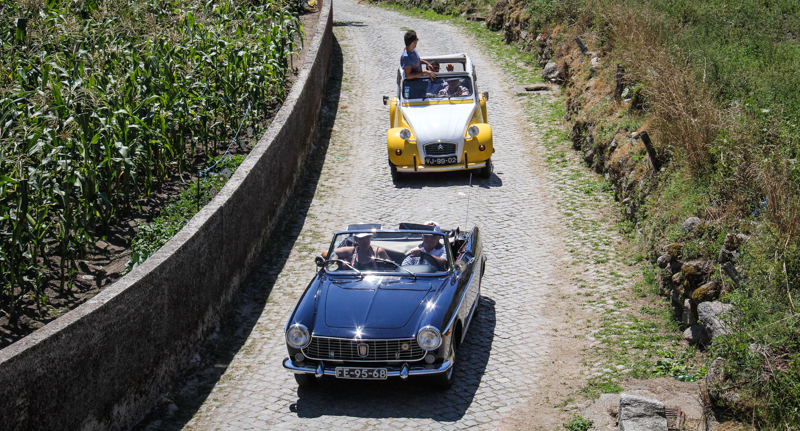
top-left (550, 0), bottom-right (800, 244)
top-left (597, 3), bottom-right (724, 176)
top-left (521, 0), bottom-right (800, 424)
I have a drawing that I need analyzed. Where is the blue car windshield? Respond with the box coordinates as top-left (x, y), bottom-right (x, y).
top-left (403, 76), bottom-right (472, 100)
top-left (326, 231), bottom-right (449, 274)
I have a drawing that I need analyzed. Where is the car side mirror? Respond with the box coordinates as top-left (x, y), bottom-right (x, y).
top-left (482, 91), bottom-right (489, 101)
top-left (315, 256), bottom-right (325, 267)
top-left (383, 95), bottom-right (389, 105)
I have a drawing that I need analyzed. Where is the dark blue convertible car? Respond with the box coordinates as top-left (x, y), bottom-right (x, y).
top-left (283, 223), bottom-right (486, 389)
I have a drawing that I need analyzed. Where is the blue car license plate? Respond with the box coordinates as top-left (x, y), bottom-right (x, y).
top-left (335, 367), bottom-right (388, 380)
top-left (424, 156), bottom-right (457, 165)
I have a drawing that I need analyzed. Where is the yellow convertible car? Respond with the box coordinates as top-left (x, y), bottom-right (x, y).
top-left (383, 54), bottom-right (493, 181)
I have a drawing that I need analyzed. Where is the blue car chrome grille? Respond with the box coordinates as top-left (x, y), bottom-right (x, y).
top-left (303, 337), bottom-right (425, 362)
top-left (424, 142), bottom-right (457, 156)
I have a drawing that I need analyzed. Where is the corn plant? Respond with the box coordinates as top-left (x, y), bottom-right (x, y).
top-left (0, 0), bottom-right (302, 321)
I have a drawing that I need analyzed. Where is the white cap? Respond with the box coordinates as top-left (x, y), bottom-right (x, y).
top-left (424, 221), bottom-right (442, 233)
top-left (354, 232), bottom-right (373, 239)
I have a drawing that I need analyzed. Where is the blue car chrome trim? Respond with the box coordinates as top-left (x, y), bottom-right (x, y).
top-left (283, 358), bottom-right (453, 377)
top-left (443, 257), bottom-right (479, 337)
top-left (286, 323), bottom-right (312, 349)
top-left (283, 348), bottom-right (455, 377)
top-left (303, 336), bottom-right (425, 362)
top-left (416, 326), bottom-right (443, 351)
top-left (463, 270), bottom-right (481, 336)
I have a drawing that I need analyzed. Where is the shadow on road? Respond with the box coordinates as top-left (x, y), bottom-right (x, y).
top-left (130, 35), bottom-right (345, 431)
top-left (392, 169), bottom-right (503, 189)
top-left (290, 296), bottom-right (496, 422)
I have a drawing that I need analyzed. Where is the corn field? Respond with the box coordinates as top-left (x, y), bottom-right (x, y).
top-left (0, 0), bottom-right (302, 322)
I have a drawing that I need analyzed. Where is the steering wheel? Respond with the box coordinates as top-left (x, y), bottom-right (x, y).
top-left (371, 257), bottom-right (400, 270)
top-left (402, 250), bottom-right (442, 270)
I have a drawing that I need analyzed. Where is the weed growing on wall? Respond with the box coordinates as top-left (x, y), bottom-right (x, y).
top-left (125, 154), bottom-right (246, 274)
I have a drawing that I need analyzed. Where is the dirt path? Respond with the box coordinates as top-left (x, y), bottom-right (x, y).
top-left (134, 1), bottom-right (705, 430)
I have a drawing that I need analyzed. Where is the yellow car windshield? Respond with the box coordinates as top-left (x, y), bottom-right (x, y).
top-left (403, 76), bottom-right (472, 99)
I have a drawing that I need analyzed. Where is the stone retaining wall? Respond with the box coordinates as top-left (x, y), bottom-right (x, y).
top-left (0, 1), bottom-right (333, 429)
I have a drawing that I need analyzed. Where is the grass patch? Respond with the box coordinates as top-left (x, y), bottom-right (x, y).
top-left (563, 414), bottom-right (594, 431)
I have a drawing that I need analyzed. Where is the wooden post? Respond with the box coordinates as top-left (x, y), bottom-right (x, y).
top-left (575, 36), bottom-right (588, 55)
top-left (636, 131), bottom-right (662, 171)
top-left (614, 64), bottom-right (625, 101)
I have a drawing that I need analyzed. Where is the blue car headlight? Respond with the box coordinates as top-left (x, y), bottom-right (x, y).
top-left (286, 323), bottom-right (311, 349)
top-left (416, 326), bottom-right (442, 351)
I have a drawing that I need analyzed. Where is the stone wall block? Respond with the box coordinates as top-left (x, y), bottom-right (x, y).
top-left (666, 243), bottom-right (683, 260)
top-left (683, 323), bottom-right (709, 346)
top-left (691, 281), bottom-right (720, 303)
top-left (656, 253), bottom-right (670, 269)
top-left (682, 298), bottom-right (698, 326)
top-left (619, 394), bottom-right (669, 431)
top-left (679, 216), bottom-right (702, 234)
top-left (698, 301), bottom-right (734, 341)
top-left (681, 259), bottom-right (713, 290)
top-left (485, 1), bottom-right (505, 31)
top-left (542, 61), bottom-right (563, 83)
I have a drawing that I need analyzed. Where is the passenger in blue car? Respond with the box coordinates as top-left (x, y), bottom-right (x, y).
top-left (402, 221), bottom-right (447, 269)
top-left (330, 233), bottom-right (391, 271)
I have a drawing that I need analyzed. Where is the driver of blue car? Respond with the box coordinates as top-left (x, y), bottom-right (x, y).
top-left (402, 221), bottom-right (447, 269)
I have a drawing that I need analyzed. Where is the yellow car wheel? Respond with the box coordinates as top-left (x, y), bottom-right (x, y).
top-left (478, 158), bottom-right (492, 179)
top-left (389, 159), bottom-right (402, 182)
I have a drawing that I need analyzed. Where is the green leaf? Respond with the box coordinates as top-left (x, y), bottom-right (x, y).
top-left (0, 176), bottom-right (18, 185)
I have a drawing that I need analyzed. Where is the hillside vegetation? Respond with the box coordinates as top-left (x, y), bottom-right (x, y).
top-left (527, 1), bottom-right (800, 427)
top-left (0, 0), bottom-right (301, 328)
top-left (381, 0), bottom-right (800, 427)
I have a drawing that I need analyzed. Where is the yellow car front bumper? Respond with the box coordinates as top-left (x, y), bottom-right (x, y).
top-left (395, 160), bottom-right (488, 173)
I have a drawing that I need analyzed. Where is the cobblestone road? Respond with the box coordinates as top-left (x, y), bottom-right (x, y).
top-left (135, 1), bottom-right (634, 429)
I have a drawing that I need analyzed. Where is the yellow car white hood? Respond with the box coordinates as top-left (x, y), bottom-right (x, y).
top-left (401, 103), bottom-right (475, 145)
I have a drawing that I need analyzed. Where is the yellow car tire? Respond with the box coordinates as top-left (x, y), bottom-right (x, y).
top-left (478, 157), bottom-right (492, 179)
top-left (389, 159), bottom-right (402, 182)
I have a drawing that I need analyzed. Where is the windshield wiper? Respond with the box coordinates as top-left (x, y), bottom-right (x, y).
top-left (372, 258), bottom-right (417, 279)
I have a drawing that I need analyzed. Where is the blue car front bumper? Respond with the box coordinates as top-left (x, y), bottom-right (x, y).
top-left (282, 357), bottom-right (453, 379)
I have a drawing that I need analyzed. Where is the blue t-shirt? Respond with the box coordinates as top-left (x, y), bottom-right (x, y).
top-left (400, 49), bottom-right (421, 74)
